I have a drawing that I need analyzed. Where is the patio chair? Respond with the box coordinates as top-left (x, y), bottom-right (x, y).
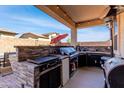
top-left (4, 53), bottom-right (10, 67)
top-left (0, 53), bottom-right (12, 76)
top-left (0, 53), bottom-right (10, 67)
top-left (0, 53), bottom-right (4, 74)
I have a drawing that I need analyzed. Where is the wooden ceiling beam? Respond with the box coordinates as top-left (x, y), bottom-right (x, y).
top-left (76, 19), bottom-right (104, 29)
top-left (35, 5), bottom-right (75, 29)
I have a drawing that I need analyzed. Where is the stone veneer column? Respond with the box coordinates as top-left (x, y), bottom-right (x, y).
top-left (9, 53), bottom-right (38, 88)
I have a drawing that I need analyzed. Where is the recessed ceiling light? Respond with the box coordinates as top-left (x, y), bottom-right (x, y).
top-left (57, 6), bottom-right (59, 9)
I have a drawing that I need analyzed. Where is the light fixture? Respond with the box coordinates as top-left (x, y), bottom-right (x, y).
top-left (114, 5), bottom-right (124, 10)
top-left (104, 17), bottom-right (113, 29)
top-left (77, 24), bottom-right (80, 27)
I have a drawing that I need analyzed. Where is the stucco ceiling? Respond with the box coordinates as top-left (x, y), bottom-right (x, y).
top-left (59, 5), bottom-right (110, 23)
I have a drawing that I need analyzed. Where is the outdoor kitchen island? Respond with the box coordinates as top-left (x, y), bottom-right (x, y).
top-left (8, 46), bottom-right (70, 88)
top-left (0, 46), bottom-right (109, 88)
top-left (77, 46), bottom-right (111, 67)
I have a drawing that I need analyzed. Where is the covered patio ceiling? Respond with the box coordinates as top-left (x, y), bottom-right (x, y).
top-left (35, 5), bottom-right (118, 47)
top-left (36, 5), bottom-right (112, 29)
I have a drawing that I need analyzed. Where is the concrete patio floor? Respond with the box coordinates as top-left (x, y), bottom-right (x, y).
top-left (0, 67), bottom-right (104, 88)
top-left (0, 66), bottom-right (20, 88)
top-left (0, 73), bottom-right (20, 88)
top-left (64, 67), bottom-right (104, 88)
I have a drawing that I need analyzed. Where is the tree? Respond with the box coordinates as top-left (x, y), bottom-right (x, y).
top-left (67, 38), bottom-right (71, 43)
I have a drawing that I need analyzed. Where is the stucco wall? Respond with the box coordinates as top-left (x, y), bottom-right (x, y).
top-left (0, 37), bottom-right (50, 54)
top-left (114, 12), bottom-right (124, 58)
top-left (119, 12), bottom-right (124, 58)
top-left (61, 41), bottom-right (111, 46)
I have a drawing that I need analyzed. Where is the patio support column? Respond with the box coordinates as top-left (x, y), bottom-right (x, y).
top-left (71, 27), bottom-right (77, 46)
top-left (110, 18), bottom-right (115, 57)
top-left (110, 25), bottom-right (114, 57)
top-left (105, 16), bottom-right (115, 57)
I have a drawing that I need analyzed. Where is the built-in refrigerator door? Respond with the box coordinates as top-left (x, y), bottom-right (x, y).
top-left (62, 58), bottom-right (69, 86)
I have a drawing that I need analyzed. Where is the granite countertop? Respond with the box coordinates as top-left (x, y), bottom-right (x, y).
top-left (101, 56), bottom-right (111, 61)
top-left (52, 54), bottom-right (69, 60)
top-left (79, 51), bottom-right (111, 55)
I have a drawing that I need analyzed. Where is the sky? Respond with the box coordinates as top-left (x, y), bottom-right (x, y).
top-left (77, 25), bottom-right (110, 42)
top-left (0, 5), bottom-right (110, 42)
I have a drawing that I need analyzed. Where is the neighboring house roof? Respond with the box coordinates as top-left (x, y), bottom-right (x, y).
top-left (42, 32), bottom-right (59, 37)
top-left (20, 32), bottom-right (49, 39)
top-left (0, 29), bottom-right (18, 36)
